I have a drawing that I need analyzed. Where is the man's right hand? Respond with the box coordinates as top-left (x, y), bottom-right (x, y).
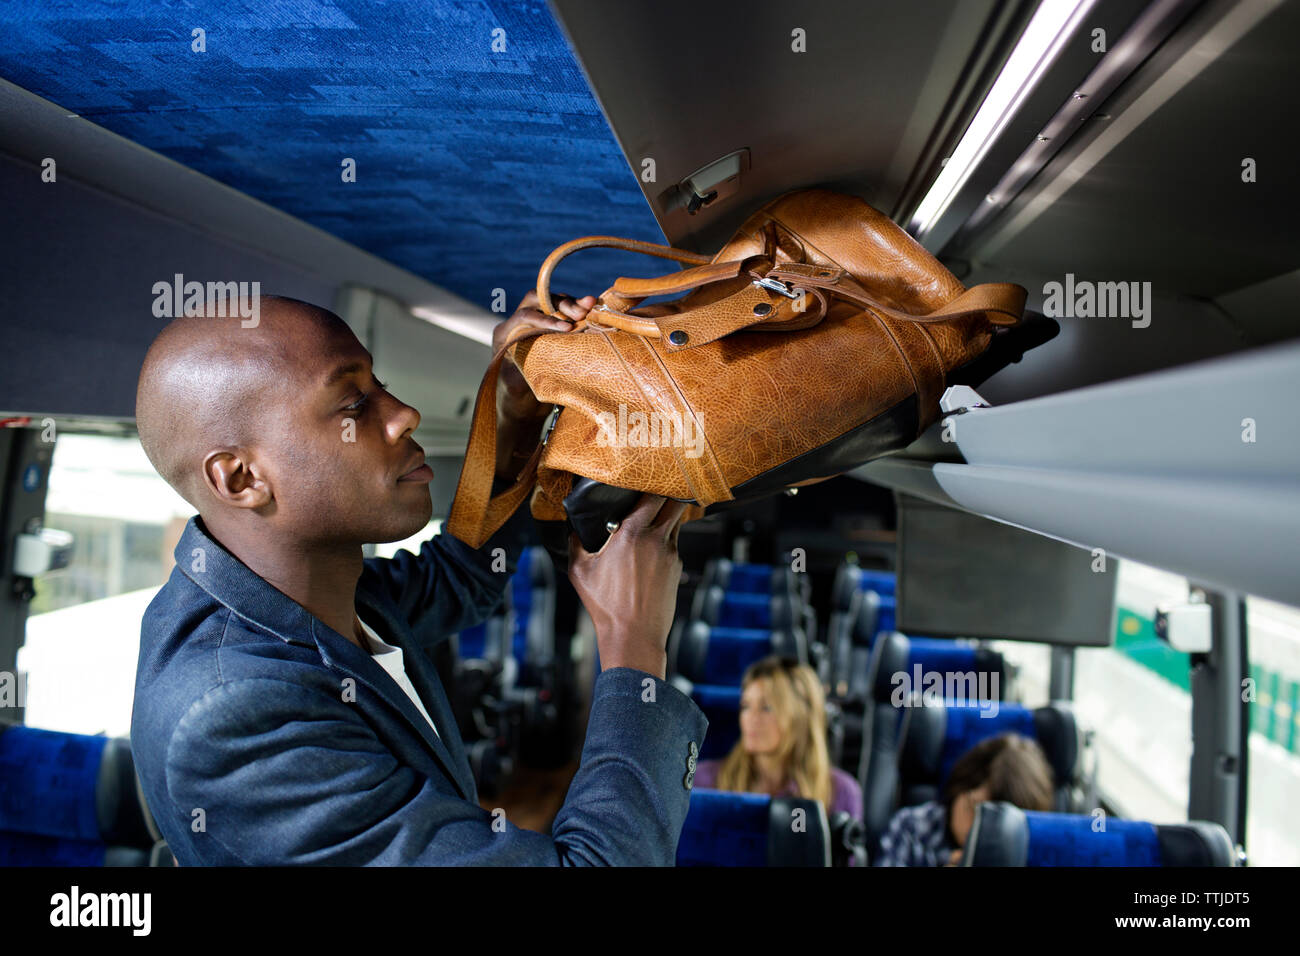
top-left (565, 494), bottom-right (688, 680)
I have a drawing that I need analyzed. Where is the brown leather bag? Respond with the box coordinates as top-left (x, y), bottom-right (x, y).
top-left (446, 188), bottom-right (1027, 553)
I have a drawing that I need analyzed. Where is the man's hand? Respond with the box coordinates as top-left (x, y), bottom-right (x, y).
top-left (494, 290), bottom-right (596, 421)
top-left (492, 290), bottom-right (595, 482)
top-left (566, 494), bottom-right (688, 680)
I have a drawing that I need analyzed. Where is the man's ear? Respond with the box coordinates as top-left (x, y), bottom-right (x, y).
top-left (203, 450), bottom-right (273, 509)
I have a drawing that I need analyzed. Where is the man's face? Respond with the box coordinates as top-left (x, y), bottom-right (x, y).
top-left (258, 319), bottom-right (434, 547)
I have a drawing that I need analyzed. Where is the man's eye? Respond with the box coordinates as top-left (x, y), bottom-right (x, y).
top-left (344, 394), bottom-right (369, 414)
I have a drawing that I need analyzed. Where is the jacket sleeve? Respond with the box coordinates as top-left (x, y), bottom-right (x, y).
top-left (164, 667), bottom-right (708, 866)
top-left (362, 475), bottom-right (536, 648)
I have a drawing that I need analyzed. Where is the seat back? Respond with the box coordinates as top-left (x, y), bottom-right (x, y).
top-left (677, 789), bottom-right (831, 866)
top-left (680, 682), bottom-right (743, 760)
top-left (901, 701), bottom-right (1078, 801)
top-left (860, 699), bottom-right (1079, 852)
top-left (831, 564), bottom-right (896, 612)
top-left (671, 620), bottom-right (806, 686)
top-left (853, 590), bottom-right (896, 646)
top-left (870, 632), bottom-right (1006, 706)
top-left (701, 558), bottom-right (798, 597)
top-left (964, 803), bottom-right (1238, 866)
top-left (692, 585), bottom-right (797, 632)
top-left (839, 632), bottom-right (1005, 797)
top-left (0, 726), bottom-right (154, 865)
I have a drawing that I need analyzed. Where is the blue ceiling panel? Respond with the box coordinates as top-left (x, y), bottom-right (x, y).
top-left (0, 0), bottom-right (668, 309)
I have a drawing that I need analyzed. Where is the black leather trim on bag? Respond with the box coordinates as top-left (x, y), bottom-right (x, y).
top-left (551, 393), bottom-right (919, 563)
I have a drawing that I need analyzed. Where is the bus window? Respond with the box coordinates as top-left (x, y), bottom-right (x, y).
top-left (986, 640), bottom-right (1050, 709)
top-left (16, 433), bottom-right (192, 736)
top-left (1072, 560), bottom-right (1192, 825)
top-left (1244, 595), bottom-right (1300, 865)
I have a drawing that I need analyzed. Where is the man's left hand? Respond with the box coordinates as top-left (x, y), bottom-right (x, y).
top-left (494, 290), bottom-right (595, 421)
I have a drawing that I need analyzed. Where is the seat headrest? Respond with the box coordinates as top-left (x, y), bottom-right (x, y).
top-left (964, 804), bottom-right (1237, 867)
top-left (673, 623), bottom-right (800, 685)
top-left (937, 704), bottom-right (1040, 784)
top-left (896, 700), bottom-right (1077, 796)
top-left (0, 726), bottom-right (153, 850)
top-left (856, 569), bottom-right (897, 597)
top-left (870, 632), bottom-right (984, 702)
top-left (701, 557), bottom-right (733, 593)
top-left (1031, 703), bottom-right (1079, 789)
top-left (0, 725), bottom-right (110, 843)
top-left (691, 684), bottom-right (742, 711)
top-left (852, 590), bottom-right (896, 646)
top-left (834, 563), bottom-right (898, 605)
top-left (677, 790), bottom-right (830, 866)
top-left (685, 683), bottom-right (743, 760)
top-left (693, 586), bottom-right (795, 631)
top-left (831, 564), bottom-right (862, 611)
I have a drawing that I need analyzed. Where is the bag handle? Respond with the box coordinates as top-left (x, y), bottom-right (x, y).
top-left (445, 322), bottom-right (555, 549)
top-left (538, 233), bottom-right (1025, 336)
top-left (536, 236), bottom-right (713, 317)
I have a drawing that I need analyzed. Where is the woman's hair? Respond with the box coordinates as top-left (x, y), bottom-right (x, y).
top-left (714, 656), bottom-right (833, 808)
top-left (941, 732), bottom-right (1055, 815)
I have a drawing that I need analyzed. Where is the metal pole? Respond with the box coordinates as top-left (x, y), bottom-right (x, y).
top-left (1187, 584), bottom-right (1248, 848)
top-left (1048, 645), bottom-right (1075, 701)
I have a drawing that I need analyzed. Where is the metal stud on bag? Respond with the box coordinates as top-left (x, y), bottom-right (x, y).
top-left (605, 520), bottom-right (620, 534)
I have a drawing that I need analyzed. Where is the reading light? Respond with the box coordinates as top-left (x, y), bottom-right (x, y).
top-left (909, 0), bottom-right (1097, 239)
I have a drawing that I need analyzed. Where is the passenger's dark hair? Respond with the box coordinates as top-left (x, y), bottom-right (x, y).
top-left (941, 732), bottom-right (1055, 815)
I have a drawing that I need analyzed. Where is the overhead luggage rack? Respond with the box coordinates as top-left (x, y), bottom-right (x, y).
top-left (855, 339), bottom-right (1300, 608)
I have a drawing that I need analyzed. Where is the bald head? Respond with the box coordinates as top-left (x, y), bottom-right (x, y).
top-left (135, 295), bottom-right (351, 512)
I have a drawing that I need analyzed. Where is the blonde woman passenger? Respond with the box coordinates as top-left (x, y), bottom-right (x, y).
top-left (692, 656), bottom-right (862, 824)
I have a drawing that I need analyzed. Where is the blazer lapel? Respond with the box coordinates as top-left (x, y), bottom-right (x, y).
top-left (315, 613), bottom-right (473, 802)
top-left (355, 599), bottom-right (479, 804)
top-left (385, 622), bottom-right (479, 804)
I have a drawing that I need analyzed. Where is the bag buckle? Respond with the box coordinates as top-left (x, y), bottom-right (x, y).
top-left (753, 277), bottom-right (802, 299)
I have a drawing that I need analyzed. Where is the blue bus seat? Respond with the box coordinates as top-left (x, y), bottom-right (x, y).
top-left (0, 726), bottom-right (156, 865)
top-left (669, 678), bottom-right (742, 760)
top-left (831, 564), bottom-right (896, 613)
top-left (835, 631), bottom-right (1006, 787)
top-left (691, 585), bottom-right (797, 632)
top-left (699, 558), bottom-right (799, 598)
top-left (964, 803), bottom-right (1237, 866)
top-left (861, 699), bottom-right (1079, 853)
top-left (676, 789), bottom-right (830, 866)
top-left (669, 620), bottom-right (807, 686)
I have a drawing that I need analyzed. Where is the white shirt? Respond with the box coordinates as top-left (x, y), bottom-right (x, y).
top-left (356, 615), bottom-right (441, 740)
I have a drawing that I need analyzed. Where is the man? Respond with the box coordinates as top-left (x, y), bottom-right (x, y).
top-left (130, 291), bottom-right (707, 865)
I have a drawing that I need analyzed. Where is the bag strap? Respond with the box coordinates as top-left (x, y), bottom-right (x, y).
top-left (445, 323), bottom-right (554, 549)
top-left (538, 234), bottom-right (1026, 337)
top-left (536, 236), bottom-right (713, 316)
top-left (765, 262), bottom-right (1026, 327)
top-left (588, 271), bottom-right (1027, 343)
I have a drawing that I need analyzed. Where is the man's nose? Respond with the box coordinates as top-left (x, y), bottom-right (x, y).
top-left (387, 396), bottom-right (421, 439)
